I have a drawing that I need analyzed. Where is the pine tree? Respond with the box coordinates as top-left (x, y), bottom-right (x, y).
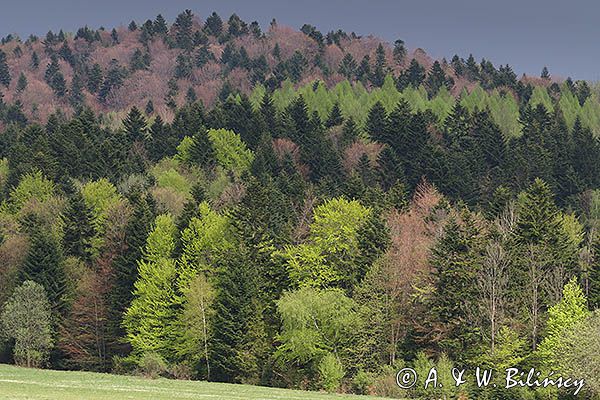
top-left (425, 61), bottom-right (453, 98)
top-left (0, 50), bottom-right (11, 87)
top-left (123, 106), bottom-right (147, 142)
top-left (209, 245), bottom-right (260, 382)
top-left (370, 44), bottom-right (387, 87)
top-left (153, 14), bottom-right (168, 36)
top-left (20, 220), bottom-right (67, 317)
top-left (108, 193), bottom-right (153, 352)
top-left (425, 215), bottom-right (481, 361)
top-left (338, 53), bottom-right (357, 79)
top-left (62, 190), bottom-right (95, 262)
top-left (365, 101), bottom-right (387, 141)
top-left (173, 10), bottom-right (194, 50)
top-left (30, 51), bottom-right (40, 69)
top-left (325, 102), bottom-right (343, 128)
top-left (128, 21), bottom-right (138, 31)
top-left (393, 39), bottom-right (406, 65)
top-left (16, 72), bottom-right (27, 92)
top-left (204, 12), bottom-right (223, 37)
top-left (541, 66), bottom-right (550, 80)
top-left (87, 63), bottom-right (103, 93)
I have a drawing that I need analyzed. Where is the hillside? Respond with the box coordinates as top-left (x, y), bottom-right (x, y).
top-left (0, 7), bottom-right (599, 400)
top-left (0, 9), bottom-right (595, 130)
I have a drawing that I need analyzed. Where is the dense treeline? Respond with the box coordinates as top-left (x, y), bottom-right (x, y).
top-left (0, 85), bottom-right (599, 397)
top-left (0, 9), bottom-right (599, 400)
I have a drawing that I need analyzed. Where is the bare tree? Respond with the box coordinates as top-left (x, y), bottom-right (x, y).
top-left (477, 241), bottom-right (509, 352)
top-left (525, 244), bottom-right (548, 350)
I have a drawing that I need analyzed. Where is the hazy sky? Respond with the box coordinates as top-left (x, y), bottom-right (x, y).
top-left (1, 0), bottom-right (598, 80)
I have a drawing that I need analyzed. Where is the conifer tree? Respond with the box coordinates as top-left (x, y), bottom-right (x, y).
top-left (123, 106), bottom-right (147, 142)
top-left (16, 72), bottom-right (27, 92)
top-left (153, 14), bottom-right (168, 35)
top-left (393, 39), bottom-right (406, 65)
top-left (338, 53), bottom-right (357, 79)
top-left (30, 51), bottom-right (40, 69)
top-left (204, 12), bottom-right (223, 37)
top-left (173, 10), bottom-right (194, 50)
top-left (20, 220), bottom-right (67, 317)
top-left (325, 102), bottom-right (343, 128)
top-left (0, 50), bottom-right (11, 87)
top-left (370, 44), bottom-right (387, 87)
top-left (62, 190), bottom-right (95, 263)
top-left (87, 63), bottom-right (103, 93)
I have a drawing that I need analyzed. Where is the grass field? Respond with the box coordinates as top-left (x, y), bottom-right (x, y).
top-left (0, 363), bottom-right (390, 400)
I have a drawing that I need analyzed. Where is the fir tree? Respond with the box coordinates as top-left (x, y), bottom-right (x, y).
top-left (123, 106), bottom-right (147, 142)
top-left (62, 190), bottom-right (95, 262)
top-left (16, 72), bottom-right (27, 93)
top-left (20, 220), bottom-right (67, 316)
top-left (173, 10), bottom-right (194, 50)
top-left (0, 50), bottom-right (11, 87)
top-left (30, 51), bottom-right (40, 69)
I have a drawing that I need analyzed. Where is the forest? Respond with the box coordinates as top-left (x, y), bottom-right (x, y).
top-left (0, 9), bottom-right (599, 400)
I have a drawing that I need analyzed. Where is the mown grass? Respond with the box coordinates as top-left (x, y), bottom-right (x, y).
top-left (0, 363), bottom-right (390, 400)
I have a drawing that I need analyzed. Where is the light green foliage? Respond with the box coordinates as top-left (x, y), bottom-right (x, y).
top-left (528, 86), bottom-right (554, 113)
top-left (175, 273), bottom-right (215, 374)
top-left (553, 311), bottom-right (600, 396)
top-left (0, 363), bottom-right (382, 399)
top-left (276, 287), bottom-right (360, 365)
top-left (411, 352), bottom-right (463, 400)
top-left (124, 214), bottom-right (180, 361)
top-left (178, 202), bottom-right (236, 286)
top-left (473, 326), bottom-right (528, 370)
top-left (207, 128), bottom-right (254, 177)
top-left (537, 278), bottom-right (589, 369)
top-left (461, 86), bottom-right (521, 137)
top-left (80, 178), bottom-right (123, 253)
top-left (1, 281), bottom-right (53, 368)
top-left (9, 170), bottom-right (55, 211)
top-left (80, 179), bottom-right (122, 222)
top-left (150, 158), bottom-right (200, 215)
top-left (0, 158), bottom-right (9, 192)
top-left (175, 136), bottom-right (195, 164)
top-left (318, 353), bottom-right (345, 392)
top-left (285, 197), bottom-right (370, 288)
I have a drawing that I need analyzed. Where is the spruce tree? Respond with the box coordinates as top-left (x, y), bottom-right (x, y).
top-left (16, 72), bottom-right (27, 92)
top-left (20, 220), bottom-right (67, 317)
top-left (123, 106), bottom-right (147, 142)
top-left (62, 190), bottom-right (95, 262)
top-left (173, 10), bottom-right (194, 50)
top-left (325, 102), bottom-right (343, 128)
top-left (30, 51), bottom-right (40, 69)
top-left (0, 50), bottom-right (11, 87)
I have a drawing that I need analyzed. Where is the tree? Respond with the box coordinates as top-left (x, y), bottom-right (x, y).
top-left (393, 39), bottom-right (406, 65)
top-left (537, 277), bottom-right (589, 368)
top-left (123, 107), bottom-right (147, 142)
top-left (175, 273), bottom-right (215, 379)
top-left (541, 66), bottom-right (550, 80)
top-left (62, 190), bottom-right (95, 262)
top-left (30, 51), bottom-right (40, 69)
top-left (124, 214), bottom-right (180, 361)
top-left (425, 61), bottom-right (453, 98)
top-left (16, 72), bottom-right (27, 92)
top-left (20, 222), bottom-right (67, 317)
top-left (1, 281), bottom-right (53, 368)
top-left (173, 10), bottom-right (194, 50)
top-left (204, 12), bottom-right (223, 37)
top-left (0, 50), bottom-right (10, 87)
top-left (338, 53), bottom-right (357, 79)
top-left (276, 287), bottom-right (360, 391)
top-left (370, 44), bottom-right (387, 87)
top-left (209, 245), bottom-right (260, 382)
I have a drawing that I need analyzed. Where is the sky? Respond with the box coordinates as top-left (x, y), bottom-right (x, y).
top-left (0, 0), bottom-right (598, 81)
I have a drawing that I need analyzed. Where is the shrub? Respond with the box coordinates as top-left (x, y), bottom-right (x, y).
top-left (137, 353), bottom-right (168, 379)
